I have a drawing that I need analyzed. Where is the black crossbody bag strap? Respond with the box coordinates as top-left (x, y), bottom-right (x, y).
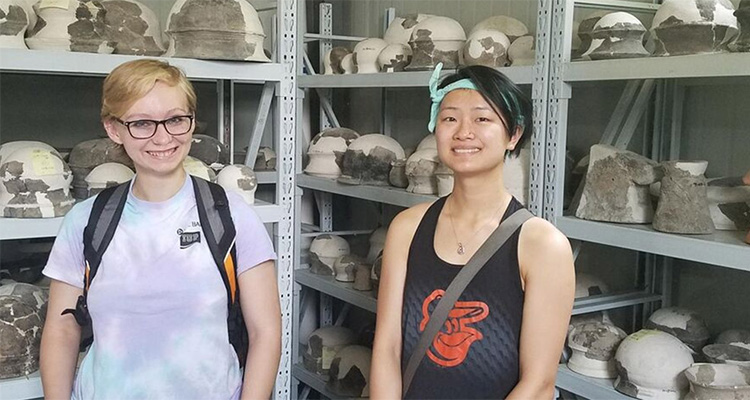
top-left (402, 208), bottom-right (534, 395)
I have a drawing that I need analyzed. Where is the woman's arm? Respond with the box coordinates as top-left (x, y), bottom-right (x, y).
top-left (40, 280), bottom-right (84, 400)
top-left (371, 204), bottom-right (428, 400)
top-left (238, 261), bottom-right (281, 400)
top-left (507, 218), bottom-right (575, 400)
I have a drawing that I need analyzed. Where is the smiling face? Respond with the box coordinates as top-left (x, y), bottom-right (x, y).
top-left (103, 81), bottom-right (194, 180)
top-left (434, 89), bottom-right (520, 177)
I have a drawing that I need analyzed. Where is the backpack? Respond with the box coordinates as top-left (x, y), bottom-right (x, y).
top-left (62, 176), bottom-right (249, 367)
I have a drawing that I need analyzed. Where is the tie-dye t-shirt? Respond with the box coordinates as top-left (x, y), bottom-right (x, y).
top-left (43, 176), bottom-right (276, 400)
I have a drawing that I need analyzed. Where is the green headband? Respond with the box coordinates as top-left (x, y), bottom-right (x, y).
top-left (427, 63), bottom-right (526, 134)
top-left (427, 63), bottom-right (478, 132)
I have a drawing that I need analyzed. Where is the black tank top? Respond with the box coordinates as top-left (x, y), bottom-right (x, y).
top-left (401, 196), bottom-right (525, 399)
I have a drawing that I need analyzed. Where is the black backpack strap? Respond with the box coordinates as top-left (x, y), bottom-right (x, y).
top-left (191, 176), bottom-right (248, 366)
top-left (61, 180), bottom-right (130, 351)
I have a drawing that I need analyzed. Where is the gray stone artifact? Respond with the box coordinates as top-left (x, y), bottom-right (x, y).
top-left (435, 163), bottom-right (454, 197)
top-left (470, 15), bottom-right (529, 43)
top-left (614, 329), bottom-right (694, 400)
top-left (570, 273), bottom-right (613, 331)
top-left (353, 263), bottom-right (372, 292)
top-left (371, 254), bottom-right (382, 295)
top-left (101, 0), bottom-right (165, 55)
top-left (405, 16), bottom-right (466, 70)
top-left (84, 162), bottom-right (134, 198)
top-left (305, 128), bottom-right (359, 179)
top-left (716, 329), bottom-right (750, 351)
top-left (340, 53), bottom-right (355, 74)
top-left (706, 176), bottom-right (750, 231)
top-left (0, 296), bottom-right (42, 378)
top-left (333, 254), bottom-right (365, 283)
top-left (216, 164), bottom-right (257, 205)
top-left (0, 282), bottom-right (47, 379)
top-left (462, 29), bottom-right (511, 68)
top-left (324, 46), bottom-right (351, 75)
top-left (588, 12), bottom-right (650, 60)
top-left (576, 144), bottom-right (659, 224)
top-left (68, 138), bottom-right (133, 200)
top-left (388, 159), bottom-right (408, 188)
top-left (189, 134), bottom-right (230, 171)
top-left (573, 11), bottom-right (608, 59)
top-left (652, 161), bottom-right (714, 235)
top-left (0, 146), bottom-right (75, 218)
top-left (383, 14), bottom-right (432, 45)
top-left (0, 0), bottom-right (29, 49)
top-left (327, 345), bottom-right (372, 398)
top-left (338, 134), bottom-right (405, 186)
top-left (702, 344), bottom-right (750, 366)
top-left (377, 43), bottom-right (412, 73)
top-left (0, 141), bottom-right (57, 165)
top-left (309, 234), bottom-right (350, 276)
top-left (683, 363), bottom-right (750, 400)
top-left (303, 326), bottom-right (356, 376)
top-left (254, 147), bottom-right (276, 171)
top-left (644, 307), bottom-right (710, 353)
top-left (366, 227), bottom-right (387, 264)
top-left (406, 148), bottom-right (439, 195)
top-left (508, 35), bottom-right (536, 66)
top-left (26, 0), bottom-right (115, 53)
top-left (165, 0), bottom-right (269, 62)
top-left (651, 0), bottom-right (739, 56)
top-left (567, 322), bottom-right (627, 379)
top-left (352, 38), bottom-right (388, 74)
top-left (731, 0), bottom-right (750, 52)
top-left (183, 156), bottom-right (216, 183)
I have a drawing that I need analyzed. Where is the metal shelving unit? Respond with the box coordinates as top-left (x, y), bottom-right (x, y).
top-left (0, 1), bottom-right (297, 399)
top-left (545, 0), bottom-right (750, 398)
top-left (295, 268), bottom-right (377, 313)
top-left (297, 174), bottom-right (436, 208)
top-left (298, 66), bottom-right (534, 88)
top-left (0, 200), bottom-right (285, 241)
top-left (0, 372), bottom-right (42, 400)
top-left (557, 217), bottom-right (750, 272)
top-left (556, 365), bottom-right (631, 400)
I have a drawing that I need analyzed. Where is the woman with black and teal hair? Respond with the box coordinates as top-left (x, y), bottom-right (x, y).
top-left (371, 64), bottom-right (574, 399)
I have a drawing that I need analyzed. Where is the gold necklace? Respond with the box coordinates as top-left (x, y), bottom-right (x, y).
top-left (446, 197), bottom-right (506, 255)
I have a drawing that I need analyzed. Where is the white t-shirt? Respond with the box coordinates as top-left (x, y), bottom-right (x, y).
top-left (43, 176), bottom-right (276, 400)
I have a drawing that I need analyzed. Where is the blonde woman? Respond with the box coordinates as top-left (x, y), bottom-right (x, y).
top-left (40, 59), bottom-right (281, 399)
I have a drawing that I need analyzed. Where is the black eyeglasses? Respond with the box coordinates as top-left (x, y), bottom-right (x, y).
top-left (115, 115), bottom-right (194, 139)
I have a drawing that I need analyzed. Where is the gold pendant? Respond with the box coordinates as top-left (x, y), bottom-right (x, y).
top-left (457, 243), bottom-right (465, 255)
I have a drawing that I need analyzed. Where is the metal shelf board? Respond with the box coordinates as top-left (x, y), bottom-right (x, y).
top-left (298, 66), bottom-right (533, 88)
top-left (0, 200), bottom-right (281, 240)
top-left (565, 53), bottom-right (750, 82)
top-left (573, 291), bottom-right (662, 315)
top-left (296, 268), bottom-right (656, 316)
top-left (557, 216), bottom-right (750, 271)
top-left (0, 49), bottom-right (285, 83)
top-left (556, 364), bottom-right (630, 400)
top-left (0, 371), bottom-right (43, 400)
top-left (297, 174), bottom-right (436, 208)
top-left (295, 268), bottom-right (377, 313)
top-left (292, 364), bottom-right (359, 400)
top-left (0, 217), bottom-right (64, 240)
top-left (255, 171), bottom-right (278, 184)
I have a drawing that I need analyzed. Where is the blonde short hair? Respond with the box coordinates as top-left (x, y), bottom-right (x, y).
top-left (101, 59), bottom-right (197, 120)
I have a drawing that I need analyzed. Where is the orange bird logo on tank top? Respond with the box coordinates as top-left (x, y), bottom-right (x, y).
top-left (419, 289), bottom-right (490, 367)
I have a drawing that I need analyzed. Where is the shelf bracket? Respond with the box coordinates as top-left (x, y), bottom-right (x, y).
top-left (244, 82), bottom-right (276, 167)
